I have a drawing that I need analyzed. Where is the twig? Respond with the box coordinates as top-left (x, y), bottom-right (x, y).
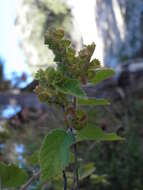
top-left (73, 143), bottom-right (79, 190)
top-left (63, 170), bottom-right (67, 190)
top-left (20, 171), bottom-right (40, 190)
top-left (72, 97), bottom-right (79, 190)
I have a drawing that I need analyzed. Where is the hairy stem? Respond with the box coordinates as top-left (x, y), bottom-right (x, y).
top-left (73, 143), bottom-right (79, 190)
top-left (20, 171), bottom-right (40, 190)
top-left (73, 96), bottom-right (79, 190)
top-left (63, 170), bottom-right (67, 190)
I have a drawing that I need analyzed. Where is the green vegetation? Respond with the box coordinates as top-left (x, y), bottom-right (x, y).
top-left (0, 29), bottom-right (122, 189)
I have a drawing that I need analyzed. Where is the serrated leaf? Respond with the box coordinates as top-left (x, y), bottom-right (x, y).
top-left (79, 163), bottom-right (95, 180)
top-left (78, 98), bottom-right (110, 106)
top-left (61, 39), bottom-right (71, 48)
top-left (92, 68), bottom-right (115, 85)
top-left (77, 125), bottom-right (123, 142)
top-left (79, 43), bottom-right (95, 61)
top-left (55, 29), bottom-right (64, 39)
top-left (40, 129), bottom-right (75, 182)
top-left (0, 162), bottom-right (28, 188)
top-left (67, 47), bottom-right (76, 58)
top-left (90, 58), bottom-right (101, 69)
top-left (55, 78), bottom-right (86, 98)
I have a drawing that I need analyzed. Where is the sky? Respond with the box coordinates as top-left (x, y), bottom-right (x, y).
top-left (67, 0), bottom-right (104, 65)
top-left (0, 0), bottom-right (31, 80)
top-left (0, 0), bottom-right (32, 117)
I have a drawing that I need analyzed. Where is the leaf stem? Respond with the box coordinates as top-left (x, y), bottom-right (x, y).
top-left (73, 96), bottom-right (79, 190)
top-left (73, 143), bottom-right (79, 190)
top-left (63, 170), bottom-right (67, 190)
top-left (20, 171), bottom-right (40, 190)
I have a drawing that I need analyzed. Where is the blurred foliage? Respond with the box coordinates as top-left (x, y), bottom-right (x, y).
top-left (0, 162), bottom-right (28, 188)
top-left (0, 29), bottom-right (120, 190)
top-left (84, 96), bottom-right (143, 190)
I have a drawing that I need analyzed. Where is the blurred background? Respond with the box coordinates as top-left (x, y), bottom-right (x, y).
top-left (1, 0), bottom-right (143, 189)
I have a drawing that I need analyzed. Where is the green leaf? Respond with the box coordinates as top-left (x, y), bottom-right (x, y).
top-left (78, 98), bottom-right (110, 106)
top-left (90, 58), bottom-right (101, 69)
top-left (91, 174), bottom-right (108, 184)
top-left (79, 163), bottom-right (95, 180)
top-left (61, 39), bottom-right (71, 48)
top-left (79, 43), bottom-right (95, 61)
top-left (92, 68), bottom-right (115, 85)
top-left (55, 78), bottom-right (86, 98)
top-left (77, 125), bottom-right (123, 142)
top-left (55, 29), bottom-right (64, 39)
top-left (0, 162), bottom-right (28, 188)
top-left (40, 129), bottom-right (75, 182)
